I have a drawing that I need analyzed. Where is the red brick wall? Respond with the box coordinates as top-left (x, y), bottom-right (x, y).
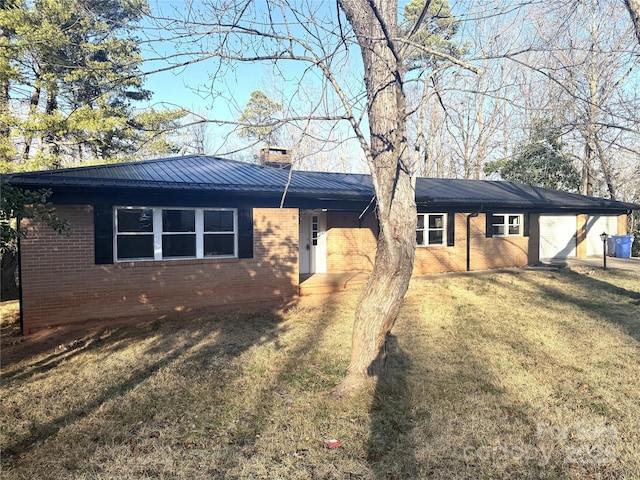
top-left (326, 212), bottom-right (534, 276)
top-left (413, 213), bottom-right (464, 274)
top-left (20, 206), bottom-right (299, 333)
top-left (411, 213), bottom-right (533, 274)
top-left (326, 212), bottom-right (378, 272)
top-left (465, 214), bottom-right (530, 271)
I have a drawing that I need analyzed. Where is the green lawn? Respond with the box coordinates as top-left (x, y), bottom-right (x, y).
top-left (1, 266), bottom-right (639, 479)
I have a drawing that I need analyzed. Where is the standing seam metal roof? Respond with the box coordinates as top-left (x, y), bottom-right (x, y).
top-left (4, 155), bottom-right (639, 211)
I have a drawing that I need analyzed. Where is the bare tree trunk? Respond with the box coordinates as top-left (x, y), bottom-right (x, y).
top-left (0, 24), bottom-right (15, 163)
top-left (43, 86), bottom-right (61, 166)
top-left (23, 79), bottom-right (41, 162)
top-left (581, 58), bottom-right (601, 197)
top-left (594, 138), bottom-right (617, 200)
top-left (1, 247), bottom-right (19, 301)
top-left (0, 74), bottom-right (9, 146)
top-left (625, 0), bottom-right (640, 44)
top-left (582, 141), bottom-right (594, 196)
top-left (333, 0), bottom-right (416, 396)
top-left (412, 78), bottom-right (428, 176)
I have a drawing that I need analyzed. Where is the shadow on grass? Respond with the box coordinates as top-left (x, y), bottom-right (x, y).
top-left (367, 333), bottom-right (417, 478)
top-left (530, 267), bottom-right (640, 341)
top-left (1, 310), bottom-right (286, 466)
top-left (213, 296), bottom-right (343, 452)
top-left (1, 324), bottom-right (134, 382)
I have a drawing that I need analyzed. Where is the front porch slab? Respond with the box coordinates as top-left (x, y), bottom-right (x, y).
top-left (299, 272), bottom-right (370, 296)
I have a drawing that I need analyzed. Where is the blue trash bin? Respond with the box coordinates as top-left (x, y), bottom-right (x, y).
top-left (612, 235), bottom-right (634, 258)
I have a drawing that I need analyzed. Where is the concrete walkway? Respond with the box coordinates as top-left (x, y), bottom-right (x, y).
top-left (542, 256), bottom-right (640, 273)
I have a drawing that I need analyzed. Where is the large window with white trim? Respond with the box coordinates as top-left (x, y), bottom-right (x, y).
top-left (115, 207), bottom-right (237, 261)
top-left (491, 214), bottom-right (523, 236)
top-left (417, 213), bottom-right (446, 246)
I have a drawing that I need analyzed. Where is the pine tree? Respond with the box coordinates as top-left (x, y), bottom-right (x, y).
top-left (0, 0), bottom-right (183, 171)
top-left (238, 90), bottom-right (283, 146)
top-left (401, 0), bottom-right (465, 70)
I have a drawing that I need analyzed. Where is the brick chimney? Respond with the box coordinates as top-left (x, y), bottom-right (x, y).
top-left (259, 147), bottom-right (292, 168)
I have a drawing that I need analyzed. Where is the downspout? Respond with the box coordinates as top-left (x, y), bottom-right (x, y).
top-left (467, 207), bottom-right (482, 272)
top-left (17, 216), bottom-right (24, 335)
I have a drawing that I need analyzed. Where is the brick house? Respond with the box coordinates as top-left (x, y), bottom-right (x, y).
top-left (5, 149), bottom-right (639, 333)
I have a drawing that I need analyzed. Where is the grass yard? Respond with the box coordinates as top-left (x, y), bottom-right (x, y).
top-left (1, 266), bottom-right (639, 479)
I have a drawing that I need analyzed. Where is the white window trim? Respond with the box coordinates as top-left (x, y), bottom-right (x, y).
top-left (114, 206), bottom-right (238, 262)
top-left (491, 213), bottom-right (523, 237)
top-left (417, 213), bottom-right (447, 247)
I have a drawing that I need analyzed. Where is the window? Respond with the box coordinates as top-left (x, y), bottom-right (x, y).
top-left (491, 214), bottom-right (522, 236)
top-left (115, 207), bottom-right (237, 261)
top-left (204, 210), bottom-right (235, 257)
top-left (116, 208), bottom-right (154, 260)
top-left (417, 213), bottom-right (446, 246)
top-left (163, 209), bottom-right (196, 258)
top-left (311, 215), bottom-right (319, 246)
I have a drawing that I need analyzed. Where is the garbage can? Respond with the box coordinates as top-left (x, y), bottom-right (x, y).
top-left (612, 235), bottom-right (634, 258)
top-left (606, 236), bottom-right (616, 257)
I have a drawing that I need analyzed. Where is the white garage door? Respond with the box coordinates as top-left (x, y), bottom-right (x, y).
top-left (540, 215), bottom-right (577, 260)
top-left (585, 215), bottom-right (618, 256)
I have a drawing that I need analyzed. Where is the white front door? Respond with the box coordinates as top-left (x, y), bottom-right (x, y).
top-left (299, 210), bottom-right (326, 274)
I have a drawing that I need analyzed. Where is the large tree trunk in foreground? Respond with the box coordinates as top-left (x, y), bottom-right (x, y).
top-left (333, 0), bottom-right (416, 397)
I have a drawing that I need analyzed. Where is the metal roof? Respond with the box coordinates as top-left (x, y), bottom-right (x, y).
top-left (415, 177), bottom-right (639, 211)
top-left (4, 155), bottom-right (639, 212)
top-left (3, 156), bottom-right (373, 198)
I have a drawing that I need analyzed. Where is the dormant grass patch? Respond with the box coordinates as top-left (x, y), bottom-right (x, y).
top-left (1, 266), bottom-right (639, 479)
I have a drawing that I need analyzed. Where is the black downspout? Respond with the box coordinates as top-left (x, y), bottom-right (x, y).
top-left (17, 216), bottom-right (24, 335)
top-left (467, 208), bottom-right (482, 272)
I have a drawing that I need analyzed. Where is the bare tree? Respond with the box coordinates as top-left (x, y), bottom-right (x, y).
top-left (545, 1), bottom-right (639, 198)
top-left (145, 0), bottom-right (483, 394)
top-left (144, 0), bottom-right (639, 395)
top-left (625, 0), bottom-right (640, 44)
top-left (493, 0), bottom-right (640, 198)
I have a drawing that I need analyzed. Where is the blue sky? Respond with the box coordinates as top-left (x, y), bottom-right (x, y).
top-left (139, 1), bottom-right (348, 119)
top-left (137, 0), bottom-right (369, 165)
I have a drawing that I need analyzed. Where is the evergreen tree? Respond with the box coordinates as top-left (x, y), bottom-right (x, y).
top-left (401, 0), bottom-right (465, 70)
top-left (237, 90), bottom-right (282, 146)
top-left (0, 0), bottom-right (184, 170)
top-left (484, 119), bottom-right (581, 192)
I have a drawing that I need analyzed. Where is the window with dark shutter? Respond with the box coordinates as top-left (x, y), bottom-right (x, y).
top-left (237, 207), bottom-right (253, 259)
top-left (485, 212), bottom-right (493, 238)
top-left (416, 213), bottom-right (447, 246)
top-left (111, 207), bottom-right (244, 262)
top-left (447, 212), bottom-right (455, 246)
top-left (487, 213), bottom-right (524, 237)
top-left (94, 204), bottom-right (114, 264)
